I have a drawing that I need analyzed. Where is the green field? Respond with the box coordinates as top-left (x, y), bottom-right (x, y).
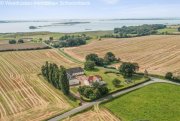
top-left (0, 30), bottom-right (113, 41)
top-left (104, 83), bottom-right (180, 121)
top-left (85, 68), bottom-right (147, 92)
top-left (157, 28), bottom-right (178, 33)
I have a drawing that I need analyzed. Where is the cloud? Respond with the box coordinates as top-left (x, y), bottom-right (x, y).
top-left (101, 0), bottom-right (120, 5)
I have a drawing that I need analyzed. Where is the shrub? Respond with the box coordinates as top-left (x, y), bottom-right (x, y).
top-left (18, 39), bottom-right (24, 43)
top-left (112, 78), bottom-right (121, 87)
top-left (78, 83), bottom-right (109, 100)
top-left (84, 61), bottom-right (95, 70)
top-left (9, 40), bottom-right (16, 44)
top-left (165, 72), bottom-right (173, 80)
top-left (119, 62), bottom-right (139, 78)
top-left (178, 27), bottom-right (180, 32)
top-left (104, 52), bottom-right (116, 62)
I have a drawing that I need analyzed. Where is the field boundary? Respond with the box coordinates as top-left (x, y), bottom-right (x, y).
top-left (0, 43), bottom-right (50, 52)
top-left (58, 49), bottom-right (83, 64)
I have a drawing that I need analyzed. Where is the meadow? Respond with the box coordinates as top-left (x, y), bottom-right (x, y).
top-left (64, 35), bottom-right (180, 75)
top-left (0, 49), bottom-right (79, 121)
top-left (104, 83), bottom-right (180, 121)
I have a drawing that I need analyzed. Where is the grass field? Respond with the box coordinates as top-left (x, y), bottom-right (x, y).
top-left (0, 31), bottom-right (113, 42)
top-left (0, 49), bottom-right (79, 121)
top-left (63, 105), bottom-right (120, 121)
top-left (64, 35), bottom-right (180, 75)
top-left (158, 28), bottom-right (178, 33)
top-left (104, 83), bottom-right (180, 121)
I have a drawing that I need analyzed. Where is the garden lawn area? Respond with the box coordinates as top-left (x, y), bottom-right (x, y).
top-left (104, 83), bottom-right (180, 121)
top-left (70, 86), bottom-right (79, 95)
top-left (85, 68), bottom-right (147, 92)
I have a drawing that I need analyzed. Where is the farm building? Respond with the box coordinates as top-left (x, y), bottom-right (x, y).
top-left (66, 67), bottom-right (84, 79)
top-left (66, 67), bottom-right (84, 86)
top-left (66, 67), bottom-right (106, 86)
top-left (87, 75), bottom-right (106, 86)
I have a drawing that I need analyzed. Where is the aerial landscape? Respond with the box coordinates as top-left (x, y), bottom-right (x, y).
top-left (0, 0), bottom-right (180, 121)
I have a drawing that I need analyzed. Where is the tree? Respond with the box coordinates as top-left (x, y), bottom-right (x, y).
top-left (144, 69), bottom-right (149, 78)
top-left (98, 86), bottom-right (109, 96)
top-left (112, 78), bottom-right (121, 87)
top-left (96, 58), bottom-right (105, 66)
top-left (104, 52), bottom-right (116, 62)
top-left (86, 54), bottom-right (99, 62)
top-left (9, 40), bottom-right (16, 44)
top-left (178, 27), bottom-right (180, 32)
top-left (119, 62), bottom-right (138, 78)
top-left (84, 61), bottom-right (95, 70)
top-left (59, 66), bottom-right (69, 95)
top-left (165, 72), bottom-right (173, 80)
top-left (85, 54), bottom-right (105, 66)
top-left (83, 87), bottom-right (94, 99)
top-left (18, 39), bottom-right (24, 43)
top-left (49, 37), bottom-right (54, 41)
top-left (39, 38), bottom-right (43, 42)
top-left (78, 83), bottom-right (109, 100)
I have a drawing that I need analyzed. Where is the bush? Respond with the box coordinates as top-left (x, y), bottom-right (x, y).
top-left (178, 27), bottom-right (180, 32)
top-left (112, 78), bottom-right (121, 87)
top-left (172, 76), bottom-right (180, 82)
top-left (165, 72), bottom-right (173, 80)
top-left (104, 52), bottom-right (116, 62)
top-left (104, 71), bottom-right (120, 74)
top-left (84, 61), bottom-right (95, 70)
top-left (119, 62), bottom-right (139, 78)
top-left (9, 40), bottom-right (16, 44)
top-left (18, 39), bottom-right (24, 43)
top-left (78, 83), bottom-right (109, 100)
top-left (50, 34), bottom-right (91, 48)
top-left (86, 52), bottom-right (119, 67)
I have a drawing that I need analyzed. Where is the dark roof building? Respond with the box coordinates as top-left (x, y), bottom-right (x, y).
top-left (66, 67), bottom-right (84, 79)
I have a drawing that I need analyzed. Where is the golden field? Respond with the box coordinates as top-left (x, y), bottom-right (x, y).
top-left (64, 35), bottom-right (180, 75)
top-left (63, 106), bottom-right (120, 121)
top-left (0, 49), bottom-right (79, 121)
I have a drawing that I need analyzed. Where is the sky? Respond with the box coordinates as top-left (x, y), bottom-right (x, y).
top-left (0, 0), bottom-right (180, 20)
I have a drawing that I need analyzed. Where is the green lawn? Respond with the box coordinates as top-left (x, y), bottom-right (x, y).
top-left (157, 28), bottom-right (178, 33)
top-left (70, 86), bottom-right (79, 94)
top-left (85, 68), bottom-right (147, 92)
top-left (104, 83), bottom-right (180, 121)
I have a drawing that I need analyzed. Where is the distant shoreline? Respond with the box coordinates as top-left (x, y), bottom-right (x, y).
top-left (0, 18), bottom-right (180, 23)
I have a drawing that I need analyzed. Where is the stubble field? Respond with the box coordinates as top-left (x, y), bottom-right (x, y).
top-left (63, 106), bottom-right (120, 121)
top-left (0, 49), bottom-right (79, 121)
top-left (64, 35), bottom-right (180, 75)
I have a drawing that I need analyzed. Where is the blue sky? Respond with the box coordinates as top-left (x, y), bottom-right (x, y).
top-left (0, 0), bottom-right (180, 20)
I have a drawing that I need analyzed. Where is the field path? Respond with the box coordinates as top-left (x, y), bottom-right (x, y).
top-left (48, 78), bottom-right (180, 121)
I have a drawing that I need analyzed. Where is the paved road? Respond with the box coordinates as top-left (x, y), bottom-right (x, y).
top-left (48, 78), bottom-right (179, 121)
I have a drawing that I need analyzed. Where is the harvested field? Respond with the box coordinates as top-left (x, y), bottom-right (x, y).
top-left (64, 35), bottom-right (180, 75)
top-left (0, 43), bottom-right (50, 52)
top-left (0, 49), bottom-right (79, 121)
top-left (0, 40), bottom-right (9, 44)
top-left (63, 106), bottom-right (120, 121)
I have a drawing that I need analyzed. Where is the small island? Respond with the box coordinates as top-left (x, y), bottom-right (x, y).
top-left (29, 26), bottom-right (38, 29)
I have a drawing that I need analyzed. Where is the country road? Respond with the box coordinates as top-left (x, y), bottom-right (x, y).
top-left (48, 78), bottom-right (179, 121)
